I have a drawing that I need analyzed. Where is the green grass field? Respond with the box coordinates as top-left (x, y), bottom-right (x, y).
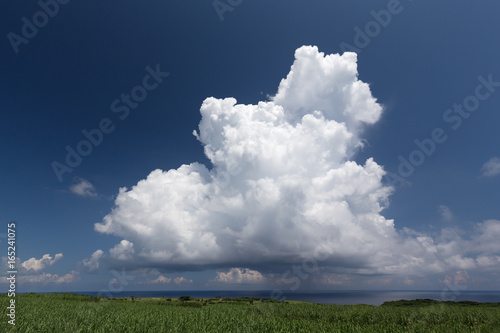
top-left (2, 293), bottom-right (499, 332)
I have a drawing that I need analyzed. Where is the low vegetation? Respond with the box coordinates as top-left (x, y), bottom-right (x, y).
top-left (1, 293), bottom-right (499, 332)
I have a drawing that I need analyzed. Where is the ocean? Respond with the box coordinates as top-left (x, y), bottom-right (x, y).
top-left (70, 290), bottom-right (500, 306)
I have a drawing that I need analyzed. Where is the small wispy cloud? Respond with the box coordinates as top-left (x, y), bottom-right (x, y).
top-left (480, 157), bottom-right (500, 177)
top-left (438, 205), bottom-right (453, 221)
top-left (69, 177), bottom-right (97, 197)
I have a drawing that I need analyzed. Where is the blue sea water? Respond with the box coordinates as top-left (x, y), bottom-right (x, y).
top-left (70, 290), bottom-right (500, 306)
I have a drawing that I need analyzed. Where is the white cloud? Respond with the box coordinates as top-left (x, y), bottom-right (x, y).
top-left (444, 255), bottom-right (476, 270)
top-left (92, 46), bottom-right (500, 279)
top-left (151, 275), bottom-right (172, 284)
top-left (272, 46), bottom-right (382, 130)
top-left (109, 240), bottom-right (134, 261)
top-left (475, 255), bottom-right (500, 269)
top-left (81, 250), bottom-right (104, 272)
top-left (481, 157), bottom-right (500, 177)
top-left (55, 270), bottom-right (79, 283)
top-left (174, 276), bottom-right (192, 285)
top-left (70, 177), bottom-right (97, 197)
top-left (137, 274), bottom-right (192, 285)
top-left (1, 270), bottom-right (79, 284)
top-left (94, 46), bottom-right (397, 273)
top-left (21, 253), bottom-right (63, 272)
top-left (432, 220), bottom-right (500, 272)
top-left (438, 205), bottom-right (453, 221)
top-left (469, 220), bottom-right (500, 254)
top-left (213, 268), bottom-right (265, 284)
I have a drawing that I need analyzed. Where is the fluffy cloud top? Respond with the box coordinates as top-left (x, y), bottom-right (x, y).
top-left (21, 253), bottom-right (63, 272)
top-left (272, 46), bottom-right (382, 130)
top-left (93, 46), bottom-right (499, 278)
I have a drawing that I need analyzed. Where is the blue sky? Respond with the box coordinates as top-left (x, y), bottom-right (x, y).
top-left (1, 1), bottom-right (500, 293)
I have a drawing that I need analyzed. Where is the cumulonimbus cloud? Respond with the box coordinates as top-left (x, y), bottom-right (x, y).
top-left (93, 46), bottom-right (500, 278)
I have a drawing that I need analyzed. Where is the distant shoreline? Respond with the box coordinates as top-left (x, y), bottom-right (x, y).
top-left (6, 292), bottom-right (500, 307)
top-left (13, 290), bottom-right (500, 306)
